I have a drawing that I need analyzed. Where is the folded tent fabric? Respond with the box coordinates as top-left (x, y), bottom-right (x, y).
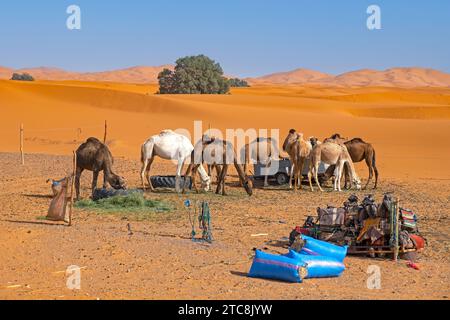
top-left (248, 250), bottom-right (307, 283)
top-left (300, 235), bottom-right (348, 262)
top-left (286, 250), bottom-right (345, 278)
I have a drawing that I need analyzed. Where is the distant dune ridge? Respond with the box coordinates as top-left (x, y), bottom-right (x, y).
top-left (248, 67), bottom-right (450, 87)
top-left (0, 64), bottom-right (449, 87)
top-left (0, 65), bottom-right (174, 84)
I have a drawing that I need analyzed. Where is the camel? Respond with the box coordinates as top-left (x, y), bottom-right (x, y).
top-left (140, 130), bottom-right (210, 193)
top-left (75, 137), bottom-right (126, 200)
top-left (241, 137), bottom-right (278, 187)
top-left (324, 134), bottom-right (379, 189)
top-left (308, 141), bottom-right (361, 192)
top-left (282, 129), bottom-right (313, 190)
top-left (183, 136), bottom-right (253, 196)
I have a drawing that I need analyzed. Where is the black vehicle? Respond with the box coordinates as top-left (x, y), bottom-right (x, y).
top-left (253, 157), bottom-right (329, 186)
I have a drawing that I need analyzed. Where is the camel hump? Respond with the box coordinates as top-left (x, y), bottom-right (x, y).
top-left (160, 129), bottom-right (175, 135)
top-left (86, 137), bottom-right (102, 144)
top-left (349, 137), bottom-right (366, 143)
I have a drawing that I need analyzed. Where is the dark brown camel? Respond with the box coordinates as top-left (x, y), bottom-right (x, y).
top-left (75, 137), bottom-right (126, 200)
top-left (183, 137), bottom-right (253, 196)
top-left (324, 134), bottom-right (379, 189)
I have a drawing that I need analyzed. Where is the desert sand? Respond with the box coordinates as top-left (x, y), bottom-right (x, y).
top-left (0, 79), bottom-right (449, 300)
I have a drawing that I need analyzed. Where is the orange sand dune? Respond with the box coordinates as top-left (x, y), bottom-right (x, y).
top-left (0, 65), bottom-right (173, 83)
top-left (250, 67), bottom-right (450, 88)
top-left (0, 80), bottom-right (449, 179)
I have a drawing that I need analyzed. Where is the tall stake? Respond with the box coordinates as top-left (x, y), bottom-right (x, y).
top-left (20, 123), bottom-right (24, 165)
top-left (103, 120), bottom-right (108, 144)
top-left (68, 151), bottom-right (77, 226)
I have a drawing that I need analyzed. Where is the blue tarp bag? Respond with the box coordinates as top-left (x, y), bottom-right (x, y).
top-left (286, 250), bottom-right (345, 278)
top-left (300, 235), bottom-right (348, 262)
top-left (248, 250), bottom-right (307, 283)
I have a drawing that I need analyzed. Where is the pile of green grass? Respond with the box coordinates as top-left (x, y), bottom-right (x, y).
top-left (75, 192), bottom-right (172, 219)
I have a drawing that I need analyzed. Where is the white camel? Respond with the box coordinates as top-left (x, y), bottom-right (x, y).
top-left (308, 141), bottom-right (361, 192)
top-left (140, 130), bottom-right (210, 193)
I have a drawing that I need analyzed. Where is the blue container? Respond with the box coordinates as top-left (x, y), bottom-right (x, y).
top-left (248, 250), bottom-right (307, 283)
top-left (300, 235), bottom-right (348, 262)
top-left (286, 250), bottom-right (345, 278)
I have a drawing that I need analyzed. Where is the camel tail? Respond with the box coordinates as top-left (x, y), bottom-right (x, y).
top-left (372, 149), bottom-right (376, 168)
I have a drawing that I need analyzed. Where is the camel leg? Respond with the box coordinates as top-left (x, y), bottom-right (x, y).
top-left (314, 163), bottom-right (324, 192)
top-left (289, 163), bottom-right (295, 190)
top-left (219, 164), bottom-right (229, 196)
top-left (308, 169), bottom-right (314, 192)
top-left (75, 167), bottom-right (83, 200)
top-left (192, 165), bottom-right (200, 193)
top-left (182, 163), bottom-right (193, 194)
top-left (373, 165), bottom-right (379, 190)
top-left (175, 159), bottom-right (186, 193)
top-left (92, 170), bottom-right (100, 197)
top-left (363, 156), bottom-right (374, 190)
top-left (263, 161), bottom-right (271, 187)
top-left (140, 157), bottom-right (149, 191)
top-left (297, 158), bottom-right (305, 190)
top-left (102, 171), bottom-right (108, 189)
top-left (214, 165), bottom-right (222, 185)
top-left (215, 165), bottom-right (224, 195)
top-left (344, 163), bottom-right (351, 190)
top-left (145, 156), bottom-right (155, 192)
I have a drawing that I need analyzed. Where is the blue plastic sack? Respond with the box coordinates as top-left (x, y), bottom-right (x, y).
top-left (286, 250), bottom-right (345, 278)
top-left (248, 250), bottom-right (307, 283)
top-left (300, 235), bottom-right (348, 262)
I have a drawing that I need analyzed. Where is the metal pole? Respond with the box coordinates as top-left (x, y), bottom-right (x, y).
top-left (20, 123), bottom-right (24, 165)
top-left (68, 151), bottom-right (77, 226)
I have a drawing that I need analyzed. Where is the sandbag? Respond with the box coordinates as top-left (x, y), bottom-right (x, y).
top-left (248, 250), bottom-right (307, 283)
top-left (287, 250), bottom-right (345, 278)
top-left (301, 235), bottom-right (348, 262)
top-left (47, 177), bottom-right (71, 222)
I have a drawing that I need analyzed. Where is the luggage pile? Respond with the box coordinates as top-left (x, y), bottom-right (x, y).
top-left (248, 235), bottom-right (347, 283)
top-left (289, 193), bottom-right (426, 258)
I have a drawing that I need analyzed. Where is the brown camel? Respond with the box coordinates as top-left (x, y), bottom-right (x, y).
top-left (241, 137), bottom-right (278, 187)
top-left (75, 137), bottom-right (126, 200)
top-left (282, 129), bottom-right (313, 191)
top-left (324, 134), bottom-right (379, 189)
top-left (183, 137), bottom-right (253, 196)
top-left (308, 141), bottom-right (361, 192)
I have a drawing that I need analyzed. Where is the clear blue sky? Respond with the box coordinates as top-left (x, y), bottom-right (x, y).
top-left (0, 0), bottom-right (449, 77)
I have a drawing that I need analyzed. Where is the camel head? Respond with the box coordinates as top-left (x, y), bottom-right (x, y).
top-left (353, 176), bottom-right (362, 191)
top-left (109, 174), bottom-right (127, 190)
top-left (243, 177), bottom-right (253, 196)
top-left (282, 129), bottom-right (298, 152)
top-left (309, 136), bottom-right (319, 147)
top-left (201, 176), bottom-right (211, 192)
top-left (330, 133), bottom-right (342, 140)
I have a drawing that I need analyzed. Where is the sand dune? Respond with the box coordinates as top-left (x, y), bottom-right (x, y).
top-left (0, 65), bottom-right (173, 83)
top-left (0, 80), bottom-right (449, 179)
top-left (248, 68), bottom-right (331, 84)
top-left (250, 67), bottom-right (450, 87)
top-left (3, 64), bottom-right (450, 87)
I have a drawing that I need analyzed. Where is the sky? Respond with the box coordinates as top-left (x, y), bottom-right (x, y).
top-left (0, 0), bottom-right (449, 77)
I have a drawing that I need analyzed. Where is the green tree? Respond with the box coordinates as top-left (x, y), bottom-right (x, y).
top-left (11, 72), bottom-right (35, 81)
top-left (228, 78), bottom-right (250, 87)
top-left (157, 55), bottom-right (230, 94)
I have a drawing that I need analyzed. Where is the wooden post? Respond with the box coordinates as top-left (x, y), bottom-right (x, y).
top-left (20, 123), bottom-right (24, 165)
top-left (393, 198), bottom-right (400, 262)
top-left (103, 120), bottom-right (108, 144)
top-left (68, 151), bottom-right (77, 226)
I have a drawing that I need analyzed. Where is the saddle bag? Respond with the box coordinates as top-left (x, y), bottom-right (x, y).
top-left (400, 208), bottom-right (418, 231)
